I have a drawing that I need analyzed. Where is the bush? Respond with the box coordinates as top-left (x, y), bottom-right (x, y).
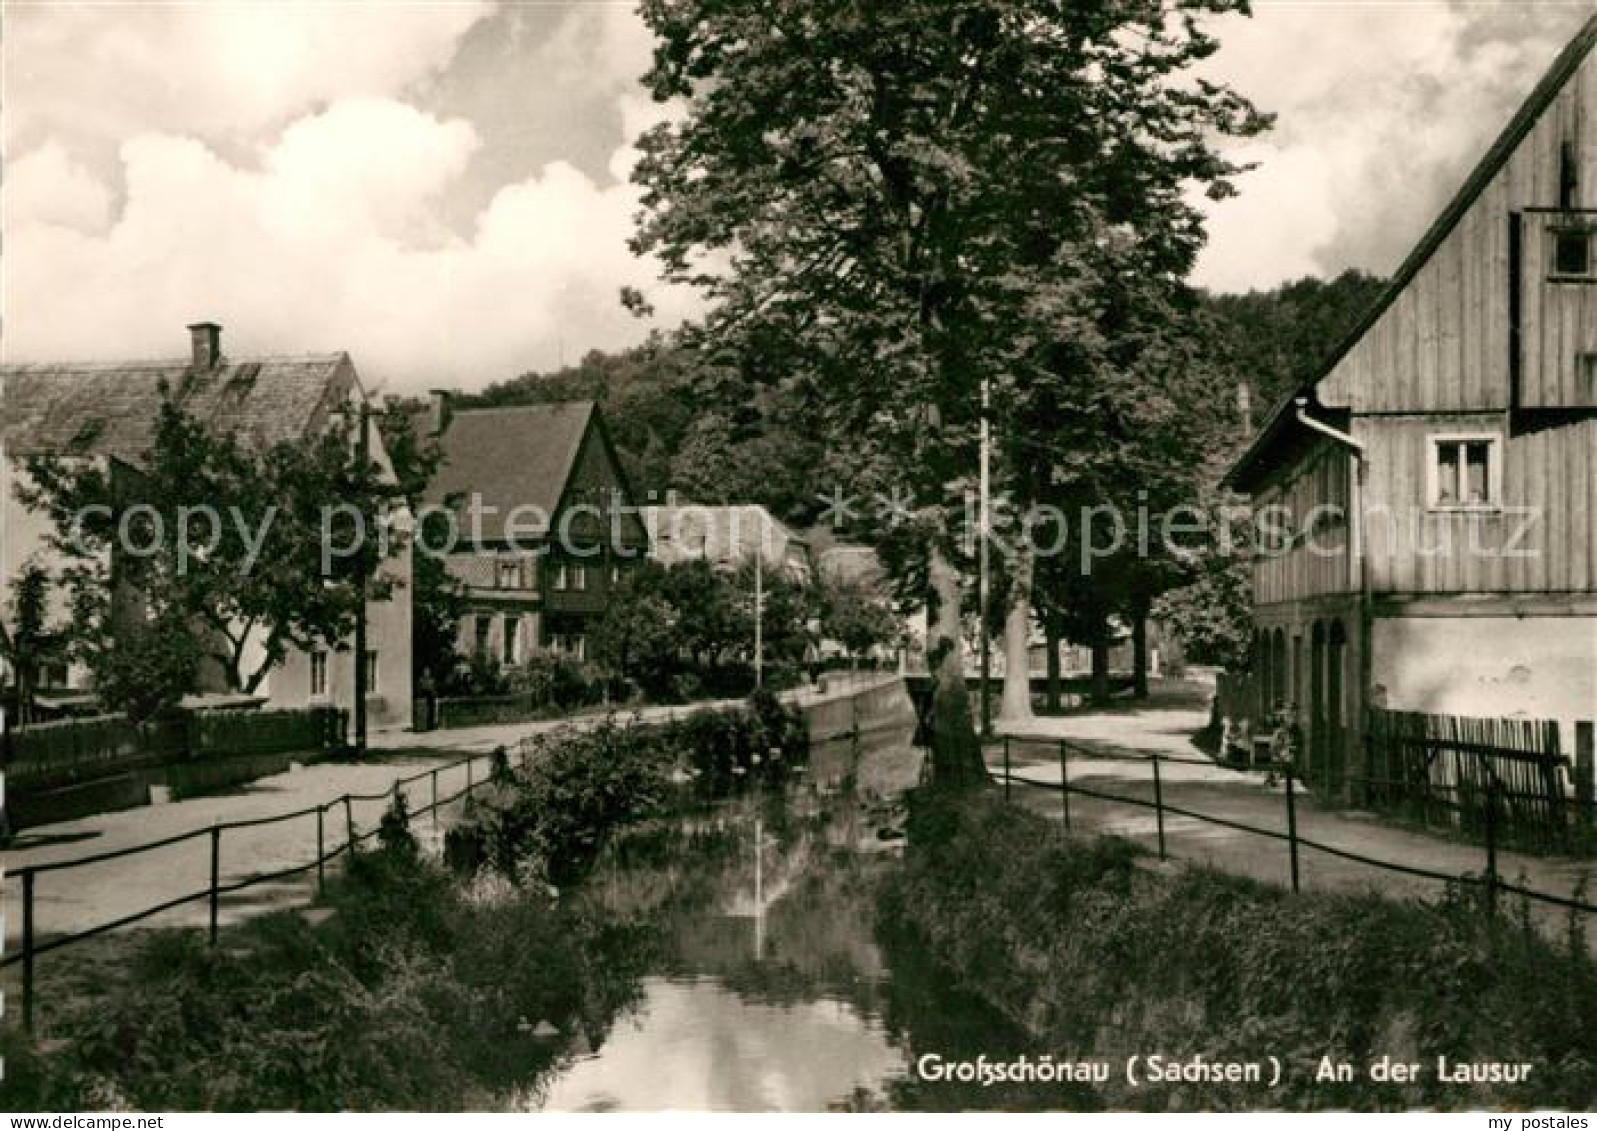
top-left (7, 837), bottom-right (648, 1111)
top-left (881, 793), bottom-right (1597, 1110)
top-left (456, 695), bottom-right (809, 888)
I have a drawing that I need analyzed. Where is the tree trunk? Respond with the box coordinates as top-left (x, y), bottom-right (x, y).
top-left (926, 543), bottom-right (986, 789)
top-left (1045, 619), bottom-right (1062, 713)
top-left (1090, 629), bottom-right (1110, 706)
top-left (1132, 610), bottom-right (1149, 700)
top-left (998, 540), bottom-right (1034, 723)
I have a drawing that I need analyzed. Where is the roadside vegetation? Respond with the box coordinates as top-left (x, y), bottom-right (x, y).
top-left (0, 695), bottom-right (809, 1111)
top-left (879, 792), bottom-right (1597, 1111)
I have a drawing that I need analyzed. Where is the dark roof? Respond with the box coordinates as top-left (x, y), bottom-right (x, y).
top-left (1, 355), bottom-right (354, 463)
top-left (1225, 11), bottom-right (1597, 491)
top-left (421, 401), bottom-right (596, 541)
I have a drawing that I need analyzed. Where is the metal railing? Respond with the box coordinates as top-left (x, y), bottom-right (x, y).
top-left (3, 745), bottom-right (528, 1034)
top-left (992, 736), bottom-right (1597, 928)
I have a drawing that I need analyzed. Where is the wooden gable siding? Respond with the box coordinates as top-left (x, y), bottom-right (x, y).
top-left (1252, 441), bottom-right (1354, 607)
top-left (555, 417), bottom-right (648, 551)
top-left (1356, 414), bottom-right (1597, 595)
top-left (1517, 210), bottom-right (1597, 408)
top-left (1319, 44), bottom-right (1597, 414)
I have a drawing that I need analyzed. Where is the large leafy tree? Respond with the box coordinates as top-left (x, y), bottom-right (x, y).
top-left (23, 388), bottom-right (403, 700)
top-left (629, 0), bottom-right (1267, 784)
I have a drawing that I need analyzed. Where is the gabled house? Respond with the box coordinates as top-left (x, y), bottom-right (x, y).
top-left (417, 394), bottom-right (648, 665)
top-left (1224, 15), bottom-right (1597, 794)
top-left (0, 322), bottom-right (414, 728)
top-left (643, 500), bottom-right (813, 584)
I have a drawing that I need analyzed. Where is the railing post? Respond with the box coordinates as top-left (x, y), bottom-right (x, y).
top-left (1152, 754), bottom-right (1166, 861)
top-left (315, 804), bottom-right (325, 895)
top-left (344, 794), bottom-right (355, 851)
top-left (22, 868), bottom-right (36, 1034)
top-left (431, 766), bottom-right (440, 825)
top-left (1058, 740), bottom-right (1071, 832)
top-left (1285, 769), bottom-right (1301, 895)
top-left (466, 756), bottom-right (475, 794)
top-left (1003, 736), bottom-right (1011, 804)
top-left (1485, 779), bottom-right (1500, 919)
top-left (208, 825), bottom-right (221, 946)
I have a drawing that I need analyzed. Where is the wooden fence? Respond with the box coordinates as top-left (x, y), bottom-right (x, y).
top-left (1362, 708), bottom-right (1587, 852)
top-left (7, 707), bottom-right (343, 784)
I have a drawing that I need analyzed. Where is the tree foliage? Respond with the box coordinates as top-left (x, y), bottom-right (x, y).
top-left (22, 387), bottom-right (404, 700)
top-left (627, 0), bottom-right (1269, 779)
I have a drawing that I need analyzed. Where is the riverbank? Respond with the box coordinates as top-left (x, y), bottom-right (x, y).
top-left (0, 694), bottom-right (816, 1110)
top-left (879, 790), bottom-right (1597, 1111)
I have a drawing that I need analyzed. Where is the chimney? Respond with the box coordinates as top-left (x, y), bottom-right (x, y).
top-left (1235, 381), bottom-right (1253, 435)
top-left (428, 389), bottom-right (451, 435)
top-left (187, 321), bottom-right (222, 369)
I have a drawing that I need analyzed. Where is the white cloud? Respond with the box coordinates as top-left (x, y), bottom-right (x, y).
top-left (1192, 1), bottom-right (1591, 292)
top-left (4, 143), bottom-right (114, 232)
top-left (3, 97), bottom-right (696, 392)
top-left (4, 1), bottom-right (493, 151)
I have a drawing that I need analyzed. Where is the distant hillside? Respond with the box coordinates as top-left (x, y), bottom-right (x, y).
top-left (459, 338), bottom-right (828, 528)
top-left (1201, 269), bottom-right (1388, 422)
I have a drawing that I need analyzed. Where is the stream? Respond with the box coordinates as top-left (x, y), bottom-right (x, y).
top-left (504, 726), bottom-right (1090, 1113)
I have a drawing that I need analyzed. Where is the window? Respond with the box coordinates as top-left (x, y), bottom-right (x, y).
top-left (310, 651), bottom-right (328, 698)
top-left (1429, 434), bottom-right (1500, 509)
top-left (364, 650), bottom-right (380, 693)
top-left (503, 616), bottom-right (521, 666)
top-left (554, 633), bottom-right (588, 662)
top-left (552, 562), bottom-right (569, 591)
top-left (1552, 227), bottom-right (1592, 278)
top-left (571, 564), bottom-right (588, 591)
top-left (474, 615), bottom-right (492, 657)
top-left (497, 558), bottom-right (520, 589)
top-left (610, 563), bottom-right (622, 586)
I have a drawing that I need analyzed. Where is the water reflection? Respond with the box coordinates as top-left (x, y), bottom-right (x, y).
top-left (511, 729), bottom-right (1086, 1113)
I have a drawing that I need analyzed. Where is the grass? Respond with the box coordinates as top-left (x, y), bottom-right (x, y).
top-left (878, 789), bottom-right (1597, 1111)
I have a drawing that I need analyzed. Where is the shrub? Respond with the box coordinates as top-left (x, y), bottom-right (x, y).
top-left (457, 695), bottom-right (809, 887)
top-left (881, 793), bottom-right (1597, 1111)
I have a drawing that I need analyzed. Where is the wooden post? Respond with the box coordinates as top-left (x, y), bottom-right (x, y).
top-left (1285, 770), bottom-right (1301, 895)
top-left (315, 805), bottom-right (325, 895)
top-left (22, 868), bottom-right (36, 1033)
top-left (344, 794), bottom-right (355, 850)
top-left (1058, 740), bottom-right (1071, 832)
top-left (1003, 736), bottom-right (1011, 804)
top-left (431, 767), bottom-right (440, 825)
top-left (1576, 721), bottom-right (1594, 828)
top-left (466, 756), bottom-right (474, 794)
top-left (1485, 780), bottom-right (1500, 919)
top-left (208, 826), bottom-right (221, 946)
top-left (1152, 755), bottom-right (1166, 861)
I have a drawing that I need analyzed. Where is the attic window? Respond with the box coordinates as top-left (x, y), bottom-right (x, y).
top-left (1551, 226), bottom-right (1592, 278)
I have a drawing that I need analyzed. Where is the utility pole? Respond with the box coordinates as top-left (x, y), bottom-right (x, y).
top-left (353, 400), bottom-right (370, 757)
top-left (753, 511), bottom-right (764, 690)
top-left (978, 374), bottom-right (992, 738)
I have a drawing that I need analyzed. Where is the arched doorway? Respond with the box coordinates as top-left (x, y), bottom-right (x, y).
top-left (1310, 621), bottom-right (1327, 789)
top-left (1271, 627), bottom-right (1287, 713)
top-left (1327, 620), bottom-right (1348, 795)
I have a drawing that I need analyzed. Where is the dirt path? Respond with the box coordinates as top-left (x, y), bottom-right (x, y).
top-left (989, 687), bottom-right (1596, 945)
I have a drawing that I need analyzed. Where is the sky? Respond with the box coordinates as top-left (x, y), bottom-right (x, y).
top-left (3, 0), bottom-right (1594, 394)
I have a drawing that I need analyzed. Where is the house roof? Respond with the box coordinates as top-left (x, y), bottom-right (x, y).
top-left (642, 502), bottom-right (807, 564)
top-left (1224, 11), bottom-right (1597, 492)
top-left (818, 543), bottom-right (886, 589)
top-left (421, 401), bottom-right (596, 541)
top-left (0, 354), bottom-right (354, 464)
